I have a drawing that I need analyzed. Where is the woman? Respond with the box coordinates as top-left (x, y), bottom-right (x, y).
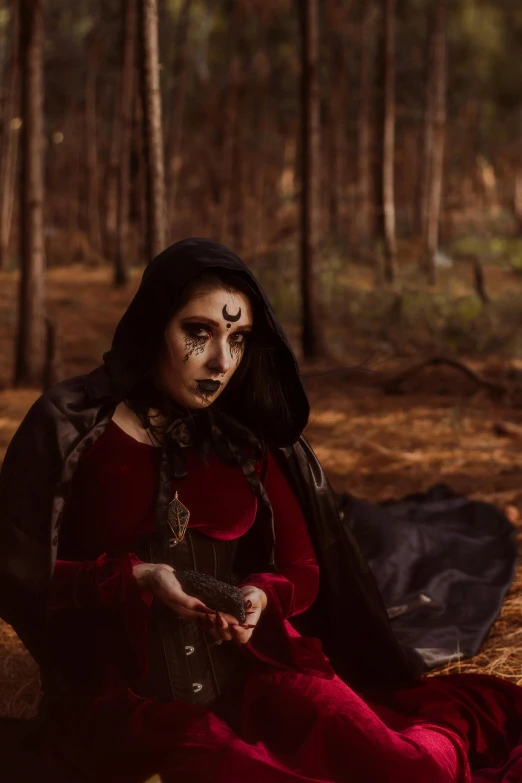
top-left (1, 238), bottom-right (522, 783)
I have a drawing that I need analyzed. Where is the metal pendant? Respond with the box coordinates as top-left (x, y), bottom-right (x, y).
top-left (167, 491), bottom-right (190, 548)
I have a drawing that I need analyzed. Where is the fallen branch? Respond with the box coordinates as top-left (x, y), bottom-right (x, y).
top-left (493, 421), bottom-right (522, 442)
top-left (384, 356), bottom-right (507, 396)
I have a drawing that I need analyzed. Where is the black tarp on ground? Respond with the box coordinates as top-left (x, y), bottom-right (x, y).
top-left (338, 484), bottom-right (518, 670)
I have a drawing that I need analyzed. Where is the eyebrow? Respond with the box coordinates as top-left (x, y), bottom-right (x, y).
top-left (181, 316), bottom-right (253, 329)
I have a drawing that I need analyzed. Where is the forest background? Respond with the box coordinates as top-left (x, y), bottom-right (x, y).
top-left (3, 0), bottom-right (522, 720)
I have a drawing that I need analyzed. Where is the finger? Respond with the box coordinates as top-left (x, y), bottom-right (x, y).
top-left (219, 611), bottom-right (239, 626)
top-left (183, 596), bottom-right (213, 614)
top-left (230, 625), bottom-right (252, 645)
top-left (217, 612), bottom-right (228, 630)
top-left (199, 614), bottom-right (220, 641)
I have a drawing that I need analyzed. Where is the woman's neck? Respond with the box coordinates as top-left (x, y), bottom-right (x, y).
top-left (111, 401), bottom-right (166, 445)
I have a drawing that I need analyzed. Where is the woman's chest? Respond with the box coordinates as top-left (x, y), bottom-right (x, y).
top-left (61, 425), bottom-right (258, 556)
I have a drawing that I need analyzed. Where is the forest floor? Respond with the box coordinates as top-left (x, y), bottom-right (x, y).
top-left (1, 264), bottom-right (522, 717)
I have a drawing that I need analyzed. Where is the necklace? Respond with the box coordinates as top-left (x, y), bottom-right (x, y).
top-left (144, 415), bottom-right (190, 546)
top-left (167, 491), bottom-right (190, 547)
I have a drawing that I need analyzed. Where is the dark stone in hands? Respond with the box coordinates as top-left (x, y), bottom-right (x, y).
top-left (176, 570), bottom-right (246, 624)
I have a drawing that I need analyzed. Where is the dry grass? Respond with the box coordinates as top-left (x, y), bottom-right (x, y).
top-left (1, 265), bottom-right (522, 717)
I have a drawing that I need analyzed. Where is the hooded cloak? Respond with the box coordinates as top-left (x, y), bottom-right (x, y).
top-left (0, 238), bottom-right (418, 687)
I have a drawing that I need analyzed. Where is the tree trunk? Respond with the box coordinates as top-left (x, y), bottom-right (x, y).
top-left (416, 6), bottom-right (435, 239)
top-left (133, 82), bottom-right (148, 265)
top-left (0, 0), bottom-right (20, 271)
top-left (219, 4), bottom-right (242, 248)
top-left (115, 0), bottom-right (137, 286)
top-left (299, 0), bottom-right (327, 358)
top-left (105, 71), bottom-right (122, 264)
top-left (325, 0), bottom-right (344, 238)
top-left (250, 16), bottom-right (271, 255)
top-left (166, 0), bottom-right (191, 218)
top-left (228, 74), bottom-right (246, 251)
top-left (139, 0), bottom-right (167, 260)
top-left (356, 2), bottom-right (377, 247)
top-left (382, 0), bottom-right (396, 283)
top-left (424, 0), bottom-right (447, 285)
top-left (85, 29), bottom-right (103, 258)
top-left (14, 0), bottom-right (46, 387)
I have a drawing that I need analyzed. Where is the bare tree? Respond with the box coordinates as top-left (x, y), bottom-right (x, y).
top-left (0, 0), bottom-right (20, 270)
top-left (166, 0), bottom-right (191, 217)
top-left (139, 0), bottom-right (167, 260)
top-left (382, 0), bottom-right (396, 283)
top-left (299, 0), bottom-right (327, 357)
top-left (325, 0), bottom-right (348, 238)
top-left (356, 2), bottom-right (377, 247)
top-left (85, 27), bottom-right (103, 257)
top-left (424, 0), bottom-right (447, 284)
top-left (219, 2), bottom-right (243, 249)
top-left (416, 6), bottom-right (435, 240)
top-left (114, 0), bottom-right (138, 286)
top-left (14, 0), bottom-right (46, 387)
top-left (105, 79), bottom-right (122, 265)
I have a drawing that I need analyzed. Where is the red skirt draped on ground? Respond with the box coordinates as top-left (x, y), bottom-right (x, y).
top-left (41, 422), bottom-right (522, 783)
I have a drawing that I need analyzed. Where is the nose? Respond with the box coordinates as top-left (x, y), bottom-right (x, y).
top-left (205, 336), bottom-right (232, 376)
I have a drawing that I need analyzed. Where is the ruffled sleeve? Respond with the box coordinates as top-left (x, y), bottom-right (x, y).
top-left (49, 553), bottom-right (154, 612)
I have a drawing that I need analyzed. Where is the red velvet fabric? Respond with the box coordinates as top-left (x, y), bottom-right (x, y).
top-left (43, 421), bottom-right (522, 783)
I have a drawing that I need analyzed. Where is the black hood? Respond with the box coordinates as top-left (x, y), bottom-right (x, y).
top-left (103, 238), bottom-right (309, 446)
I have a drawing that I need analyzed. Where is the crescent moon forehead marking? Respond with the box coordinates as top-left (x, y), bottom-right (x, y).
top-left (222, 305), bottom-right (242, 322)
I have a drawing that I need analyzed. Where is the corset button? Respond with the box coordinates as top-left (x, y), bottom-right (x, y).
top-left (192, 683), bottom-right (203, 693)
top-left (185, 645), bottom-right (195, 656)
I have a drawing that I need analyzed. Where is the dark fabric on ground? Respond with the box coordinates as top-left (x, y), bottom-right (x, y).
top-left (338, 484), bottom-right (518, 670)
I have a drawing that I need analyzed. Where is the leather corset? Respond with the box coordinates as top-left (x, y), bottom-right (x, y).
top-left (134, 529), bottom-right (249, 706)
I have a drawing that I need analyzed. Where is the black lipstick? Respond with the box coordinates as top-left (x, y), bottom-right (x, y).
top-left (196, 379), bottom-right (222, 395)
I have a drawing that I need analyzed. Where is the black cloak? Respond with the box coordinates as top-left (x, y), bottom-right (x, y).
top-left (0, 238), bottom-right (418, 689)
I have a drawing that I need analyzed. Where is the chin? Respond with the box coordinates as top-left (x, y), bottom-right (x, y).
top-left (190, 397), bottom-right (213, 409)
top-left (186, 389), bottom-right (219, 409)
top-left (164, 380), bottom-right (222, 409)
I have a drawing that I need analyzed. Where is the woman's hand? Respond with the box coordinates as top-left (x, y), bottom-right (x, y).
top-left (132, 562), bottom-right (212, 620)
top-left (201, 585), bottom-right (267, 646)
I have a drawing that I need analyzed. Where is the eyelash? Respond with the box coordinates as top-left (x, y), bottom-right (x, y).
top-left (183, 324), bottom-right (251, 344)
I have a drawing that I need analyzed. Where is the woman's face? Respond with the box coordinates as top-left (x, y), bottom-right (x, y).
top-left (156, 287), bottom-right (253, 409)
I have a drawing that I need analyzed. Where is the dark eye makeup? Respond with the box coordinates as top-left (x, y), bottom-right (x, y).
top-left (182, 322), bottom-right (251, 344)
top-left (182, 322), bottom-right (211, 339)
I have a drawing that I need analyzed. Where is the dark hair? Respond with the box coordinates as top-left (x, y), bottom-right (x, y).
top-left (125, 268), bottom-right (294, 449)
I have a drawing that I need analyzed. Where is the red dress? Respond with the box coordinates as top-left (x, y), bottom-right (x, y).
top-left (42, 421), bottom-right (522, 783)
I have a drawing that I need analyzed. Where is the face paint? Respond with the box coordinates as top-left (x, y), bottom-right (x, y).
top-left (155, 288), bottom-right (253, 409)
top-left (222, 305), bottom-right (242, 323)
top-left (183, 333), bottom-right (206, 363)
top-left (229, 332), bottom-right (247, 361)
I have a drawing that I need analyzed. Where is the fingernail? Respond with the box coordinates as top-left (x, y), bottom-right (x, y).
top-left (245, 599), bottom-right (252, 609)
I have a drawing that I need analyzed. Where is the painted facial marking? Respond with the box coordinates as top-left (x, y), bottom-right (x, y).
top-left (183, 334), bottom-right (206, 363)
top-left (229, 339), bottom-right (244, 362)
top-left (226, 323), bottom-right (231, 329)
top-left (222, 305), bottom-right (241, 322)
top-left (195, 384), bottom-right (213, 403)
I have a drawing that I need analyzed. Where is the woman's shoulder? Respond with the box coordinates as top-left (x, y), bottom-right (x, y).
top-left (29, 366), bottom-right (111, 419)
top-left (11, 368), bottom-right (111, 449)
